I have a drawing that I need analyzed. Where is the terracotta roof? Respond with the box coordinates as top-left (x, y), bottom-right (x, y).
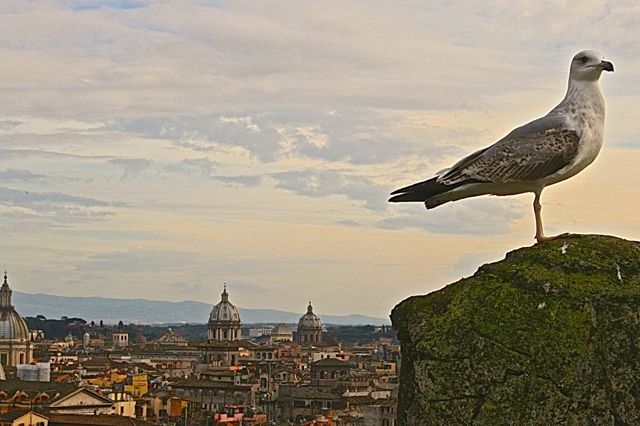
top-left (47, 413), bottom-right (155, 425)
top-left (80, 358), bottom-right (125, 369)
top-left (311, 358), bottom-right (351, 367)
top-left (0, 378), bottom-right (77, 403)
top-left (169, 378), bottom-right (251, 390)
top-left (278, 386), bottom-right (340, 400)
top-left (343, 395), bottom-right (376, 405)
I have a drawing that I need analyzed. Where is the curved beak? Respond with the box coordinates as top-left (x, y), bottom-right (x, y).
top-left (600, 60), bottom-right (614, 72)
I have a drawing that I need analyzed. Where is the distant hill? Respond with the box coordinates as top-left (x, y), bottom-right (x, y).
top-left (13, 291), bottom-right (390, 326)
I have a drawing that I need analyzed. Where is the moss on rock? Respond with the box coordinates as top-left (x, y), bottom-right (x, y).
top-left (391, 234), bottom-right (640, 425)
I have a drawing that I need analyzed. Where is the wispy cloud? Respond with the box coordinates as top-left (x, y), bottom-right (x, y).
top-left (0, 169), bottom-right (47, 183)
top-left (271, 168), bottom-right (388, 212)
top-left (378, 199), bottom-right (524, 235)
top-left (109, 158), bottom-right (152, 179)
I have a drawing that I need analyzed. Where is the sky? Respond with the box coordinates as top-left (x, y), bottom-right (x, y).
top-left (1, 1), bottom-right (639, 319)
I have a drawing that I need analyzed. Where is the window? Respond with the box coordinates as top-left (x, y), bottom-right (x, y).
top-left (0, 353), bottom-right (7, 365)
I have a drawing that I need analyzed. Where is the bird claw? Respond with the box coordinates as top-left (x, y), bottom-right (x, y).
top-left (535, 232), bottom-right (571, 243)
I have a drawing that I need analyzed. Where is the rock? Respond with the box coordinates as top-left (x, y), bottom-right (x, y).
top-left (391, 235), bottom-right (640, 425)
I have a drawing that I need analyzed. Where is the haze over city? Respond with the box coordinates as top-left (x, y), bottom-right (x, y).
top-left (1, 1), bottom-right (639, 318)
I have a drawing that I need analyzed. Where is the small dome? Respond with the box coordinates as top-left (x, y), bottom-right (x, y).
top-left (0, 273), bottom-right (29, 342)
top-left (209, 285), bottom-right (241, 324)
top-left (272, 323), bottom-right (292, 335)
top-left (298, 302), bottom-right (322, 330)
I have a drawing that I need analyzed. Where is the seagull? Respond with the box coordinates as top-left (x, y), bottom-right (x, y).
top-left (389, 50), bottom-right (614, 242)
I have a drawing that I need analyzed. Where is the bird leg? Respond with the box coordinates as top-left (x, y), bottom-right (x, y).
top-left (533, 191), bottom-right (570, 243)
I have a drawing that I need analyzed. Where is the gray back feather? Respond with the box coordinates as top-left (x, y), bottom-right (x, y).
top-left (437, 114), bottom-right (579, 185)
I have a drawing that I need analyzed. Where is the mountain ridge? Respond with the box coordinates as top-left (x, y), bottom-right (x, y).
top-left (13, 291), bottom-right (390, 325)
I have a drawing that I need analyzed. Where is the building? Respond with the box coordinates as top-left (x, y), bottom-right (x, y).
top-left (276, 387), bottom-right (344, 423)
top-left (208, 285), bottom-right (241, 342)
top-left (363, 399), bottom-right (397, 426)
top-left (296, 302), bottom-right (323, 345)
top-left (269, 324), bottom-right (293, 343)
top-left (0, 410), bottom-right (49, 426)
top-left (112, 332), bottom-right (128, 347)
top-left (0, 273), bottom-right (33, 367)
top-left (151, 328), bottom-right (187, 347)
top-left (0, 379), bottom-right (113, 415)
top-left (16, 363), bottom-right (50, 382)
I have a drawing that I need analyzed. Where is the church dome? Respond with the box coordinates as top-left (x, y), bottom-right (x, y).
top-left (298, 302), bottom-right (322, 330)
top-left (0, 273), bottom-right (29, 342)
top-left (272, 323), bottom-right (292, 335)
top-left (209, 285), bottom-right (241, 324)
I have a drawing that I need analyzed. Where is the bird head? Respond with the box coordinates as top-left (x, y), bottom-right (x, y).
top-left (569, 50), bottom-right (614, 82)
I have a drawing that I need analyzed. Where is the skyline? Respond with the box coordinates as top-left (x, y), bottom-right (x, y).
top-left (1, 1), bottom-right (639, 317)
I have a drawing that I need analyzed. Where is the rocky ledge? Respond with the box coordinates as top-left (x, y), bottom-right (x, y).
top-left (391, 235), bottom-right (640, 425)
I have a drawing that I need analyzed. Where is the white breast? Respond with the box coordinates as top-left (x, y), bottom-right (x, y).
top-left (545, 81), bottom-right (606, 186)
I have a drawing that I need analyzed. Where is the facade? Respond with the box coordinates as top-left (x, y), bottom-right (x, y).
top-left (0, 273), bottom-right (33, 367)
top-left (152, 328), bottom-right (188, 346)
top-left (0, 410), bottom-right (49, 426)
top-left (112, 332), bottom-right (129, 347)
top-left (208, 285), bottom-right (241, 342)
top-left (296, 302), bottom-right (323, 345)
top-left (16, 363), bottom-right (50, 382)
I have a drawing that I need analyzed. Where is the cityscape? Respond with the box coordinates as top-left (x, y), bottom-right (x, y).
top-left (2, 2), bottom-right (638, 425)
top-left (0, 272), bottom-right (399, 425)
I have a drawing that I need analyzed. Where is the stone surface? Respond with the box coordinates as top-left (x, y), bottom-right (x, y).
top-left (391, 235), bottom-right (640, 425)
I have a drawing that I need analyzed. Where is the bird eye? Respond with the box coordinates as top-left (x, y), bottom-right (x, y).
top-left (579, 56), bottom-right (588, 64)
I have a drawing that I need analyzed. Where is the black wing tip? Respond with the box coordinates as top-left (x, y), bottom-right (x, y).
top-left (388, 192), bottom-right (427, 203)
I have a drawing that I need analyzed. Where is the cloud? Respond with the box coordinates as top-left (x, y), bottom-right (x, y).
top-left (213, 175), bottom-right (262, 187)
top-left (0, 120), bottom-right (22, 130)
top-left (164, 158), bottom-right (218, 177)
top-left (113, 109), bottom-right (458, 166)
top-left (109, 158), bottom-right (152, 179)
top-left (77, 250), bottom-right (205, 274)
top-left (0, 186), bottom-right (123, 224)
top-left (164, 158), bottom-right (261, 187)
top-left (271, 168), bottom-right (388, 211)
top-left (0, 186), bottom-right (113, 208)
top-left (0, 169), bottom-right (47, 183)
top-left (68, 1), bottom-right (148, 11)
top-left (335, 219), bottom-right (362, 227)
top-left (377, 198), bottom-right (524, 235)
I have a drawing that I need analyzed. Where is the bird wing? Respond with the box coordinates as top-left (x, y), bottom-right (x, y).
top-left (437, 115), bottom-right (580, 185)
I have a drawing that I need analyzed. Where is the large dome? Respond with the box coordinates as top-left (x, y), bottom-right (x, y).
top-left (0, 310), bottom-right (29, 341)
top-left (298, 302), bottom-right (322, 330)
top-left (209, 286), bottom-right (241, 324)
top-left (0, 274), bottom-right (29, 342)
